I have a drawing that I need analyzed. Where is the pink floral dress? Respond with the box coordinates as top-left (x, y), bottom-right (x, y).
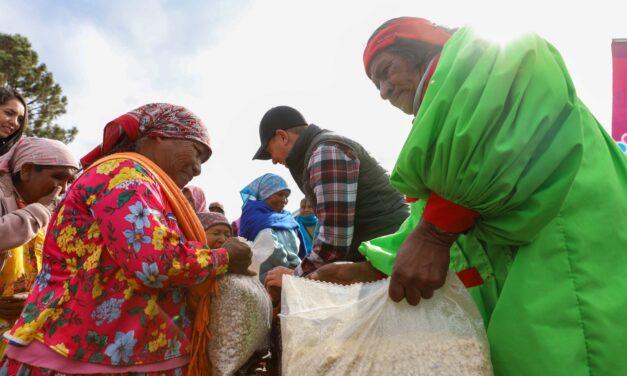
top-left (3, 158), bottom-right (228, 369)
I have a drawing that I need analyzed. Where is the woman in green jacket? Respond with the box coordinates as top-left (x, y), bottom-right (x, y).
top-left (316, 17), bottom-right (627, 375)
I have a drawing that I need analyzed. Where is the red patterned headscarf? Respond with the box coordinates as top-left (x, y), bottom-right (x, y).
top-left (81, 103), bottom-right (211, 167)
top-left (363, 17), bottom-right (451, 75)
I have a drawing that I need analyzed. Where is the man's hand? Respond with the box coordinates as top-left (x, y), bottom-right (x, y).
top-left (389, 219), bottom-right (457, 306)
top-left (307, 261), bottom-right (383, 285)
top-left (223, 238), bottom-right (256, 276)
top-left (264, 266), bottom-right (294, 290)
top-left (0, 293), bottom-right (28, 322)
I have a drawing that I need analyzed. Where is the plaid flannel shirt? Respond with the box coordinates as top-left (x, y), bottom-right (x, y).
top-left (294, 142), bottom-right (359, 276)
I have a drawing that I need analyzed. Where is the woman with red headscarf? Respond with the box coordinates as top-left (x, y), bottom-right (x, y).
top-left (0, 103), bottom-right (254, 375)
top-left (312, 17), bottom-right (627, 375)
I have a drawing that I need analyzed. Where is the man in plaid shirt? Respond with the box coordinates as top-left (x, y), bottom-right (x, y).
top-left (253, 106), bottom-right (409, 287)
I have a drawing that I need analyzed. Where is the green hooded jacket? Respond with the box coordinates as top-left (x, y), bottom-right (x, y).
top-left (359, 27), bottom-right (627, 375)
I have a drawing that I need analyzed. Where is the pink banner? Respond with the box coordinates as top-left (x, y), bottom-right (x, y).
top-left (612, 39), bottom-right (627, 154)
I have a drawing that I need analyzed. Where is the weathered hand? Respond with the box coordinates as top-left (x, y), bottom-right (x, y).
top-left (389, 219), bottom-right (458, 306)
top-left (223, 237), bottom-right (256, 276)
top-left (264, 266), bottom-right (294, 290)
top-left (307, 262), bottom-right (383, 285)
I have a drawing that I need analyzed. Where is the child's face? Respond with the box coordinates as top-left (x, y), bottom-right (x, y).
top-left (205, 224), bottom-right (232, 249)
top-left (300, 200), bottom-right (314, 216)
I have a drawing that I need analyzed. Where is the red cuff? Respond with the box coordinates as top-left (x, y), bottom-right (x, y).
top-left (456, 267), bottom-right (484, 288)
top-left (423, 192), bottom-right (479, 233)
top-left (374, 269), bottom-right (388, 280)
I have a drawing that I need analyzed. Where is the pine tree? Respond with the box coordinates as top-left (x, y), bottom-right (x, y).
top-left (0, 33), bottom-right (77, 143)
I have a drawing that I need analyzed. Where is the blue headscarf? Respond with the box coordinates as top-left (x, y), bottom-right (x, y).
top-left (240, 173), bottom-right (291, 204)
top-left (239, 174), bottom-right (305, 253)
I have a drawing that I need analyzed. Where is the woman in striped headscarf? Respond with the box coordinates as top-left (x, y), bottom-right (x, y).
top-left (0, 137), bottom-right (79, 357)
top-left (1, 103), bottom-right (254, 375)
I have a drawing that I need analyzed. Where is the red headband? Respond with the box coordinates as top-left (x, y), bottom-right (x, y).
top-left (363, 17), bottom-right (451, 75)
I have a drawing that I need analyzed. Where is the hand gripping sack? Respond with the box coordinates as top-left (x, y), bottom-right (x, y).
top-left (280, 272), bottom-right (493, 375)
top-left (207, 238), bottom-right (273, 375)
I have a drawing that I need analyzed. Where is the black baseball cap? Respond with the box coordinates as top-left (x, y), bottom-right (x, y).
top-left (253, 106), bottom-right (308, 160)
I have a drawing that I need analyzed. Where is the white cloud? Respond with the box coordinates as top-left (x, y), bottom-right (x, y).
top-left (1, 0), bottom-right (626, 217)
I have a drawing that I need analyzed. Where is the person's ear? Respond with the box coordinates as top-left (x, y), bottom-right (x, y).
top-left (19, 163), bottom-right (34, 183)
top-left (275, 129), bottom-right (289, 145)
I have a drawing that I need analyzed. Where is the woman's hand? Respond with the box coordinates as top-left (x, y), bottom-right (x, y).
top-left (307, 262), bottom-right (384, 285)
top-left (223, 238), bottom-right (256, 276)
top-left (37, 186), bottom-right (62, 209)
top-left (0, 292), bottom-right (29, 322)
top-left (264, 266), bottom-right (294, 290)
top-left (389, 219), bottom-right (457, 306)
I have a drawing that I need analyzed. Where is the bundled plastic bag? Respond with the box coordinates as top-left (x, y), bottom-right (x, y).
top-left (207, 237), bottom-right (273, 376)
top-left (280, 272), bottom-right (493, 375)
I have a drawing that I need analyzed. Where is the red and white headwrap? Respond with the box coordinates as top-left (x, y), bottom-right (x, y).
top-left (0, 137), bottom-right (79, 173)
top-left (81, 103), bottom-right (212, 167)
top-left (363, 17), bottom-right (452, 75)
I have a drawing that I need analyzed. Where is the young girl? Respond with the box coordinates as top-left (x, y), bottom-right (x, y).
top-left (294, 198), bottom-right (318, 258)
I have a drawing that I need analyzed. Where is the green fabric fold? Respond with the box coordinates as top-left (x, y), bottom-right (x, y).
top-left (391, 27), bottom-right (584, 246)
top-left (360, 26), bottom-right (627, 375)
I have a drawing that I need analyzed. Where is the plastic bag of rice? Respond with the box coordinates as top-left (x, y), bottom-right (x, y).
top-left (280, 271), bottom-right (493, 376)
top-left (207, 237), bottom-right (273, 376)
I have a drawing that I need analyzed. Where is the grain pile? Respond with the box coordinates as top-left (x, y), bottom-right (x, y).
top-left (208, 274), bottom-right (272, 376)
top-left (280, 272), bottom-right (493, 376)
top-left (282, 332), bottom-right (491, 375)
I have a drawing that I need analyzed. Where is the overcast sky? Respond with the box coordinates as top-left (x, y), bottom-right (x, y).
top-left (1, 0), bottom-right (625, 219)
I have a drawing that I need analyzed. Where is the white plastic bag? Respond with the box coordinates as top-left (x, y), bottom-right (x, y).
top-left (249, 230), bottom-right (276, 275)
top-left (207, 237), bottom-right (273, 376)
top-left (280, 272), bottom-right (493, 375)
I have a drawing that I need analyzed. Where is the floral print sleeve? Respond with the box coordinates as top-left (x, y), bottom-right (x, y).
top-left (6, 158), bottom-right (228, 367)
top-left (90, 159), bottom-right (228, 288)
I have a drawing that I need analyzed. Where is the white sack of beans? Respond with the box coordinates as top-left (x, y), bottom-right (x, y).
top-left (280, 272), bottom-right (493, 376)
top-left (207, 237), bottom-right (273, 376)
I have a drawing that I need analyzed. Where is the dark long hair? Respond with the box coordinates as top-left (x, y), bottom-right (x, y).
top-left (0, 86), bottom-right (27, 156)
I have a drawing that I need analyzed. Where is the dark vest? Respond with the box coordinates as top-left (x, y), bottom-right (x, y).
top-left (286, 125), bottom-right (409, 261)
